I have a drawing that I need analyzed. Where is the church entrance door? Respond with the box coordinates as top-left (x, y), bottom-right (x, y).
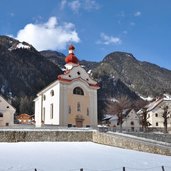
top-left (75, 116), bottom-right (84, 127)
top-left (76, 120), bottom-right (83, 127)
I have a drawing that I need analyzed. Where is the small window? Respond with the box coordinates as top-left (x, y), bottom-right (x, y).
top-left (69, 106), bottom-right (71, 114)
top-left (6, 106), bottom-right (9, 108)
top-left (87, 108), bottom-right (89, 116)
top-left (77, 71), bottom-right (80, 75)
top-left (42, 107), bottom-right (45, 121)
top-left (77, 102), bottom-right (81, 112)
top-left (0, 113), bottom-right (3, 117)
top-left (156, 122), bottom-right (158, 126)
top-left (43, 95), bottom-right (46, 101)
top-left (50, 90), bottom-right (54, 96)
top-left (73, 87), bottom-right (84, 95)
top-left (69, 75), bottom-right (71, 78)
top-left (131, 121), bottom-right (134, 126)
top-left (155, 113), bottom-right (158, 117)
top-left (50, 104), bottom-right (54, 119)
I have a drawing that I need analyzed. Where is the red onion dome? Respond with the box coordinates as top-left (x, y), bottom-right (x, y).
top-left (65, 45), bottom-right (79, 64)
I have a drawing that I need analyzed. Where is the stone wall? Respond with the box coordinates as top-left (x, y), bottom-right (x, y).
top-left (125, 132), bottom-right (171, 143)
top-left (93, 132), bottom-right (171, 156)
top-left (0, 129), bottom-right (171, 156)
top-left (0, 130), bottom-right (93, 142)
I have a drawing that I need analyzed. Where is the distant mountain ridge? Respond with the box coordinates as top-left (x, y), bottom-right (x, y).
top-left (1, 35), bottom-right (171, 116)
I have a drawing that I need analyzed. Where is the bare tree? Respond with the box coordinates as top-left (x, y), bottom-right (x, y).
top-left (112, 96), bottom-right (131, 132)
top-left (140, 108), bottom-right (151, 132)
top-left (162, 105), bottom-right (170, 133)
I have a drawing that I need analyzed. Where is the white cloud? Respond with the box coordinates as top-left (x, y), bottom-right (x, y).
top-left (68, 0), bottom-right (81, 13)
top-left (60, 0), bottom-right (100, 12)
top-left (84, 0), bottom-right (100, 10)
top-left (134, 11), bottom-right (141, 16)
top-left (15, 16), bottom-right (80, 51)
top-left (97, 33), bottom-right (121, 45)
top-left (60, 0), bottom-right (67, 10)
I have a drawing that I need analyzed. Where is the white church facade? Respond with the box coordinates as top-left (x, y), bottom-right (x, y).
top-left (34, 45), bottom-right (100, 127)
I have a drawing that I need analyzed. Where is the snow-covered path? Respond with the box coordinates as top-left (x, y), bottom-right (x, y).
top-left (0, 142), bottom-right (171, 171)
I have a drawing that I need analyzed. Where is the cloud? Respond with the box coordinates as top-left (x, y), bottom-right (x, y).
top-left (60, 0), bottom-right (100, 12)
top-left (15, 16), bottom-right (80, 51)
top-left (68, 0), bottom-right (81, 13)
top-left (97, 33), bottom-right (121, 45)
top-left (134, 11), bottom-right (141, 16)
top-left (84, 0), bottom-right (100, 10)
top-left (60, 0), bottom-right (67, 10)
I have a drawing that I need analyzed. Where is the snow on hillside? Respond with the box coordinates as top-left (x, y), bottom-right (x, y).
top-left (0, 142), bottom-right (171, 171)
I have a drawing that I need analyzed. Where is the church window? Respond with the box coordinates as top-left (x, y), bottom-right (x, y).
top-left (87, 108), bottom-right (89, 116)
top-left (73, 87), bottom-right (84, 95)
top-left (50, 90), bottom-right (54, 96)
top-left (156, 122), bottom-right (158, 126)
top-left (0, 113), bottom-right (3, 117)
top-left (43, 95), bottom-right (46, 101)
top-left (77, 102), bottom-right (81, 112)
top-left (155, 113), bottom-right (158, 117)
top-left (69, 106), bottom-right (71, 114)
top-left (50, 104), bottom-right (54, 119)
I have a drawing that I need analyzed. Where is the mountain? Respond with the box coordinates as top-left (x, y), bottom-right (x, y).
top-left (40, 50), bottom-right (98, 71)
top-left (92, 52), bottom-right (171, 97)
top-left (0, 36), bottom-right (62, 113)
top-left (1, 35), bottom-right (171, 117)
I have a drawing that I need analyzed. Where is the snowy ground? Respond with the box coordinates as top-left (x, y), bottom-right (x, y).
top-left (0, 142), bottom-right (171, 171)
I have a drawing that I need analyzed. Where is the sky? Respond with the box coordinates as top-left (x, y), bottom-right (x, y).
top-left (0, 0), bottom-right (171, 70)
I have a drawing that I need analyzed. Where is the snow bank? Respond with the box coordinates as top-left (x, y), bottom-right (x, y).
top-left (0, 142), bottom-right (171, 171)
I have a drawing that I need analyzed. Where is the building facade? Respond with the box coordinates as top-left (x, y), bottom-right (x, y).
top-left (34, 45), bottom-right (99, 127)
top-left (146, 96), bottom-right (171, 129)
top-left (0, 95), bottom-right (16, 126)
top-left (122, 109), bottom-right (140, 132)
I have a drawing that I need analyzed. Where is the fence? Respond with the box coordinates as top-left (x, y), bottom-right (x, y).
top-left (30, 166), bottom-right (170, 171)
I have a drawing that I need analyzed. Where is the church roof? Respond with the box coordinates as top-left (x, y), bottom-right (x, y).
top-left (65, 45), bottom-right (79, 64)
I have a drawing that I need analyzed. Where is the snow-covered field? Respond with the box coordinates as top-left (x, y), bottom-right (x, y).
top-left (0, 142), bottom-right (171, 171)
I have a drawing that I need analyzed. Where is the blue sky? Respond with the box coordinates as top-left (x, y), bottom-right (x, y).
top-left (0, 0), bottom-right (171, 70)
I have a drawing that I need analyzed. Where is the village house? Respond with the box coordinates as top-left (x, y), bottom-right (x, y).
top-left (34, 45), bottom-right (100, 127)
top-left (122, 109), bottom-right (140, 132)
top-left (16, 113), bottom-right (34, 124)
top-left (144, 95), bottom-right (171, 131)
top-left (102, 109), bottom-right (141, 132)
top-left (0, 95), bottom-right (16, 126)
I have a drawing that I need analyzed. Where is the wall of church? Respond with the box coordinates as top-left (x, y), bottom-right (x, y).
top-left (61, 80), bottom-right (97, 127)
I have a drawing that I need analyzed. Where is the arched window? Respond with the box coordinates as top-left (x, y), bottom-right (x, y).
top-left (73, 87), bottom-right (84, 96)
top-left (50, 90), bottom-right (54, 96)
top-left (68, 106), bottom-right (71, 114)
top-left (0, 113), bottom-right (3, 117)
top-left (43, 95), bottom-right (46, 101)
top-left (77, 102), bottom-right (81, 112)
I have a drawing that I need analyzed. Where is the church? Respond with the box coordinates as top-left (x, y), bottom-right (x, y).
top-left (34, 45), bottom-right (100, 127)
